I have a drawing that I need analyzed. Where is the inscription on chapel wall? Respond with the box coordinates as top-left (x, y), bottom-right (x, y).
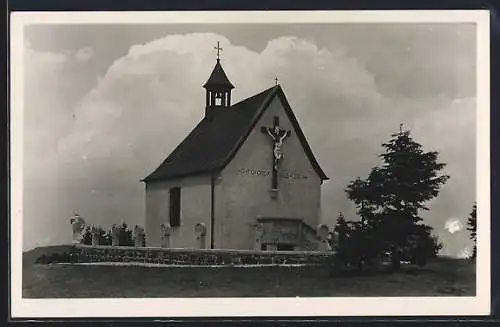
top-left (237, 168), bottom-right (308, 180)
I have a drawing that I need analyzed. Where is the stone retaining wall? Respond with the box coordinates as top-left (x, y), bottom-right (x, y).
top-left (34, 244), bottom-right (335, 266)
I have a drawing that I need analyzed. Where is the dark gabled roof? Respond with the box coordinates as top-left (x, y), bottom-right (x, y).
top-left (142, 85), bottom-right (328, 183)
top-left (203, 59), bottom-right (234, 89)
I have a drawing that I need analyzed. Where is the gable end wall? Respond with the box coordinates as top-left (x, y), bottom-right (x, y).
top-left (214, 96), bottom-right (322, 249)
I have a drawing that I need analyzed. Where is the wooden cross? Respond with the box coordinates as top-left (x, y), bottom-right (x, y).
top-left (261, 116), bottom-right (290, 191)
top-left (214, 41), bottom-right (223, 60)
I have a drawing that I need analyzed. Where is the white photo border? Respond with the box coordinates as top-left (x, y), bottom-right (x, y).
top-left (9, 10), bottom-right (491, 318)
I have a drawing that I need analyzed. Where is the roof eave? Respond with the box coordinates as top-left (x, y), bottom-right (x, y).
top-left (212, 85), bottom-right (330, 182)
top-left (203, 82), bottom-right (235, 89)
top-left (215, 86), bottom-right (280, 172)
top-left (275, 87), bottom-right (330, 182)
top-left (141, 168), bottom-right (222, 183)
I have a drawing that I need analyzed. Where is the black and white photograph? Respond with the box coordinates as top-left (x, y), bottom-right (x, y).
top-left (10, 10), bottom-right (490, 317)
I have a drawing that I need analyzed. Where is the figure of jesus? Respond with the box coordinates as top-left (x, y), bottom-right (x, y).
top-left (267, 126), bottom-right (289, 169)
top-left (261, 116), bottom-right (291, 192)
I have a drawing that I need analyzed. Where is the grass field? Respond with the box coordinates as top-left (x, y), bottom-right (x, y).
top-left (22, 252), bottom-right (475, 298)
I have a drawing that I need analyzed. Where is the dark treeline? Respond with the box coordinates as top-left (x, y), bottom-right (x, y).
top-left (466, 203), bottom-right (477, 259)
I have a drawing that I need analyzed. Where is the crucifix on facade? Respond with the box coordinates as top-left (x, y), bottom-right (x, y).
top-left (261, 116), bottom-right (291, 194)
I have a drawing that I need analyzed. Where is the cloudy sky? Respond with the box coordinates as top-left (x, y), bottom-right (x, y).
top-left (22, 22), bottom-right (477, 256)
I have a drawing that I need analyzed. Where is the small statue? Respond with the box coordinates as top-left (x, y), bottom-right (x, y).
top-left (316, 224), bottom-right (331, 251)
top-left (111, 224), bottom-right (120, 246)
top-left (91, 226), bottom-right (100, 246)
top-left (134, 225), bottom-right (146, 247)
top-left (253, 223), bottom-right (265, 250)
top-left (160, 223), bottom-right (172, 248)
top-left (70, 213), bottom-right (86, 244)
top-left (194, 222), bottom-right (207, 249)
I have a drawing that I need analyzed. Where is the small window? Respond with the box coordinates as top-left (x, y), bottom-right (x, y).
top-left (215, 96), bottom-right (222, 106)
top-left (169, 187), bottom-right (181, 227)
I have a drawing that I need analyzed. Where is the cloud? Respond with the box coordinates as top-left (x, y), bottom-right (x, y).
top-left (331, 23), bottom-right (476, 99)
top-left (23, 44), bottom-right (103, 250)
top-left (445, 217), bottom-right (464, 234)
top-left (457, 247), bottom-right (472, 259)
top-left (23, 31), bottom-right (476, 252)
top-left (25, 42), bottom-right (67, 67)
top-left (75, 46), bottom-right (94, 62)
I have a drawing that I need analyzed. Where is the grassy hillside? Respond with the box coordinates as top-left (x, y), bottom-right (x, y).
top-left (23, 245), bottom-right (74, 266)
top-left (22, 254), bottom-right (475, 298)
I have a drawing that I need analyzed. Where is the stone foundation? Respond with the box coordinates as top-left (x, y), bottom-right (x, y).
top-left (34, 244), bottom-right (334, 266)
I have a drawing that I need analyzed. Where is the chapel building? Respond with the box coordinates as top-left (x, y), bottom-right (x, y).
top-left (142, 51), bottom-right (329, 251)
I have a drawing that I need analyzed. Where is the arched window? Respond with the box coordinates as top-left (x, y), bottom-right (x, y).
top-left (215, 92), bottom-right (223, 106)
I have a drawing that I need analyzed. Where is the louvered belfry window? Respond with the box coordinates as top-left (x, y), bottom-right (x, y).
top-left (169, 187), bottom-right (181, 227)
top-left (215, 92), bottom-right (223, 106)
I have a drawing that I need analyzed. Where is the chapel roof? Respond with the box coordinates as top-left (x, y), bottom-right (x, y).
top-left (203, 59), bottom-right (235, 89)
top-left (142, 85), bottom-right (328, 182)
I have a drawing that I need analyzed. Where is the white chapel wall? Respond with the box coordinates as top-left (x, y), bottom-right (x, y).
top-left (215, 95), bottom-right (322, 250)
top-left (145, 175), bottom-right (211, 248)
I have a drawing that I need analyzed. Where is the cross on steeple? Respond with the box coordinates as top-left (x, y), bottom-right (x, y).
top-left (214, 41), bottom-right (223, 60)
top-left (203, 43), bottom-right (234, 116)
top-left (274, 77), bottom-right (279, 86)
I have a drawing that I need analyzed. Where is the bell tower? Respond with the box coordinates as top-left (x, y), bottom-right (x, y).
top-left (203, 42), bottom-right (234, 117)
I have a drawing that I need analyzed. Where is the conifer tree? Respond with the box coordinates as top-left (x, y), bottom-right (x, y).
top-left (346, 125), bottom-right (449, 269)
top-left (82, 226), bottom-right (92, 245)
top-left (333, 212), bottom-right (354, 268)
top-left (466, 203), bottom-right (477, 259)
top-left (118, 222), bottom-right (135, 246)
top-left (333, 212), bottom-right (348, 251)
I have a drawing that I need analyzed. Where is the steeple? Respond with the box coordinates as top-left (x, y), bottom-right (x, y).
top-left (203, 42), bottom-right (234, 117)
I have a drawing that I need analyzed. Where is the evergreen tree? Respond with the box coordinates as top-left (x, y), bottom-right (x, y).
top-left (334, 213), bottom-right (347, 239)
top-left (95, 226), bottom-right (109, 245)
top-left (118, 222), bottom-right (135, 246)
top-left (333, 213), bottom-right (379, 271)
top-left (466, 203), bottom-right (477, 259)
top-left (333, 213), bottom-right (348, 257)
top-left (345, 177), bottom-right (376, 226)
top-left (82, 226), bottom-right (92, 245)
top-left (103, 230), bottom-right (112, 245)
top-left (333, 213), bottom-right (352, 269)
top-left (346, 126), bottom-right (449, 269)
top-left (403, 224), bottom-right (443, 266)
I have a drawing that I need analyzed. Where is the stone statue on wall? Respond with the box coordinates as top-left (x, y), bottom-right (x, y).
top-left (134, 225), bottom-right (146, 247)
top-left (111, 224), bottom-right (120, 246)
top-left (253, 223), bottom-right (265, 251)
top-left (70, 213), bottom-right (86, 244)
top-left (160, 223), bottom-right (172, 248)
top-left (91, 226), bottom-right (100, 246)
top-left (316, 224), bottom-right (331, 251)
top-left (194, 222), bottom-right (207, 249)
